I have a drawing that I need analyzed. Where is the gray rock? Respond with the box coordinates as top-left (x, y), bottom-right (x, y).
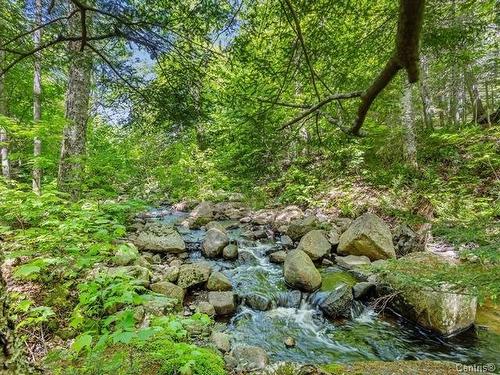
top-left (134, 227), bottom-right (186, 254)
top-left (319, 283), bottom-right (353, 319)
top-left (393, 224), bottom-right (423, 257)
top-left (286, 215), bottom-right (318, 240)
top-left (252, 209), bottom-right (277, 225)
top-left (284, 250), bottom-right (322, 292)
top-left (296, 230), bottom-right (331, 260)
top-left (202, 228), bottom-right (229, 258)
top-left (106, 265), bottom-right (150, 288)
top-left (177, 263), bottom-right (211, 289)
top-left (211, 331), bottom-right (231, 353)
top-left (245, 294), bottom-right (271, 311)
top-left (142, 295), bottom-right (177, 315)
top-left (332, 217), bottom-right (352, 232)
top-left (205, 221), bottom-right (227, 233)
top-left (353, 282), bottom-right (376, 299)
top-left (280, 235), bottom-right (294, 248)
top-left (231, 345), bottom-right (269, 372)
top-left (196, 301), bottom-right (215, 317)
top-left (207, 271), bottom-right (232, 291)
top-left (189, 201), bottom-right (214, 227)
top-left (273, 206), bottom-right (304, 229)
top-left (284, 336), bottom-right (296, 348)
top-left (338, 213), bottom-right (396, 260)
top-left (378, 252), bottom-right (477, 336)
top-left (113, 243), bottom-right (139, 266)
top-left (208, 291), bottom-right (236, 316)
top-left (335, 255), bottom-right (371, 270)
top-left (150, 281), bottom-right (185, 304)
top-left (327, 226), bottom-right (341, 247)
top-left (223, 244), bottom-right (238, 260)
top-left (162, 265), bottom-right (180, 283)
top-left (133, 256), bottom-right (152, 269)
top-left (269, 250), bottom-right (287, 264)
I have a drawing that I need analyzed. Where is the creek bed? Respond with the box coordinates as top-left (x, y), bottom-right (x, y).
top-left (154, 208), bottom-right (500, 366)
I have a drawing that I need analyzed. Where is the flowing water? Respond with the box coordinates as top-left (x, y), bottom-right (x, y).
top-left (154, 208), bottom-right (500, 366)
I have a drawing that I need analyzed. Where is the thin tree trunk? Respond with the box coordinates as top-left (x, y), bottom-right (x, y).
top-left (32, 0), bottom-right (42, 194)
top-left (465, 69), bottom-right (487, 126)
top-left (0, 45), bottom-right (10, 180)
top-left (419, 55), bottom-right (433, 130)
top-left (57, 8), bottom-right (92, 198)
top-left (402, 82), bottom-right (418, 168)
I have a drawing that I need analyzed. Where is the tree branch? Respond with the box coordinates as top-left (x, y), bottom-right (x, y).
top-left (87, 43), bottom-right (148, 102)
top-left (350, 0), bottom-right (425, 135)
top-left (280, 91), bottom-right (362, 130)
top-left (282, 0), bottom-right (321, 101)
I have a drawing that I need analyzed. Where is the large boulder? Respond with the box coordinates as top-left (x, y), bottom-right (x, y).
top-left (319, 283), bottom-right (353, 319)
top-left (207, 271), bottom-right (232, 291)
top-left (230, 345), bottom-right (269, 372)
top-left (202, 228), bottom-right (229, 258)
top-left (338, 213), bottom-right (396, 260)
top-left (134, 225), bottom-right (186, 254)
top-left (177, 263), bottom-right (211, 289)
top-left (377, 253), bottom-right (477, 336)
top-left (208, 291), bottom-right (236, 316)
top-left (286, 216), bottom-right (319, 240)
top-left (189, 201), bottom-right (214, 227)
top-left (150, 281), bottom-right (185, 304)
top-left (283, 250), bottom-right (322, 292)
top-left (296, 230), bottom-right (331, 260)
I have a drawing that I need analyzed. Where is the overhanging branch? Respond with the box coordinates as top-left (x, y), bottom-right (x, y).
top-left (280, 91), bottom-right (362, 130)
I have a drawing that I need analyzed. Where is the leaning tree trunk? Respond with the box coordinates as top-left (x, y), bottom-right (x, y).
top-left (57, 11), bottom-right (92, 198)
top-left (0, 46), bottom-right (10, 180)
top-left (402, 82), bottom-right (418, 169)
top-left (32, 0), bottom-right (42, 194)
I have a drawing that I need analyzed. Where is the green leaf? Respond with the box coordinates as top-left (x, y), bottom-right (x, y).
top-left (71, 333), bottom-right (93, 353)
top-left (13, 265), bottom-right (41, 278)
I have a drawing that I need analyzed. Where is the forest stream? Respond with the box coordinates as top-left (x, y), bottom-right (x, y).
top-left (140, 205), bottom-right (500, 368)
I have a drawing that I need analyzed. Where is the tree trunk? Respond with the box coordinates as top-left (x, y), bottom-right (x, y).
top-left (0, 46), bottom-right (10, 180)
top-left (418, 55), bottom-right (433, 130)
top-left (57, 9), bottom-right (92, 198)
top-left (464, 69), bottom-right (487, 126)
top-left (32, 0), bottom-right (42, 194)
top-left (351, 0), bottom-right (425, 135)
top-left (402, 82), bottom-right (418, 168)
